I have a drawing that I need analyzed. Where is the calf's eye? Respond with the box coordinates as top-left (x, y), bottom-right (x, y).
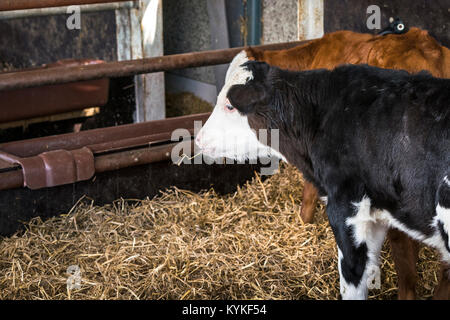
top-left (224, 98), bottom-right (235, 112)
top-left (224, 102), bottom-right (235, 112)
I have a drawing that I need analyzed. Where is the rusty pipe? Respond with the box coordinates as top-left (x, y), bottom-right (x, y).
top-left (0, 0), bottom-right (134, 11)
top-left (0, 150), bottom-right (21, 163)
top-left (0, 113), bottom-right (204, 191)
top-left (0, 170), bottom-right (23, 190)
top-left (88, 130), bottom-right (194, 154)
top-left (0, 113), bottom-right (210, 157)
top-left (0, 41), bottom-right (309, 91)
top-left (0, 141), bottom-right (186, 191)
top-left (94, 142), bottom-right (180, 173)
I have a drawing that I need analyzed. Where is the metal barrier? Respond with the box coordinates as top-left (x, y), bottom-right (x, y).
top-left (0, 3), bottom-right (310, 236)
top-left (0, 41), bottom-right (308, 91)
top-left (0, 113), bottom-right (210, 190)
top-left (0, 38), bottom-right (310, 190)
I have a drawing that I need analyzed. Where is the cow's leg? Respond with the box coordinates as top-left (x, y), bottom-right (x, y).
top-left (433, 175), bottom-right (450, 300)
top-left (300, 181), bottom-right (319, 223)
top-left (327, 194), bottom-right (387, 300)
top-left (387, 228), bottom-right (419, 300)
top-left (433, 263), bottom-right (450, 300)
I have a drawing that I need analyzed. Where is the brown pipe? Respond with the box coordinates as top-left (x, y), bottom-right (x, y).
top-left (0, 0), bottom-right (134, 11)
top-left (0, 113), bottom-right (210, 157)
top-left (94, 142), bottom-right (179, 173)
top-left (88, 129), bottom-right (194, 154)
top-left (0, 113), bottom-right (203, 191)
top-left (0, 170), bottom-right (24, 190)
top-left (0, 142), bottom-right (183, 191)
top-left (0, 41), bottom-right (309, 91)
top-left (0, 151), bottom-right (21, 163)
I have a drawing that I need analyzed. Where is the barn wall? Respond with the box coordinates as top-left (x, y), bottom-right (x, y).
top-left (163, 0), bottom-right (221, 105)
top-left (0, 11), bottom-right (117, 70)
top-left (261, 0), bottom-right (298, 44)
top-left (163, 0), bottom-right (216, 86)
top-left (162, 0), bottom-right (248, 107)
top-left (261, 0), bottom-right (324, 44)
top-left (0, 9), bottom-right (136, 140)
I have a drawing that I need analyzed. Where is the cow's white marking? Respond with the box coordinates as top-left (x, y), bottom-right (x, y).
top-left (195, 50), bottom-right (286, 162)
top-left (436, 204), bottom-right (450, 251)
top-left (373, 208), bottom-right (450, 263)
top-left (339, 196), bottom-right (387, 300)
top-left (434, 175), bottom-right (450, 255)
top-left (444, 175), bottom-right (450, 187)
top-left (347, 196), bottom-right (377, 246)
top-left (339, 189), bottom-right (450, 299)
top-left (342, 183), bottom-right (450, 263)
top-left (338, 247), bottom-right (367, 300)
top-left (338, 247), bottom-right (382, 300)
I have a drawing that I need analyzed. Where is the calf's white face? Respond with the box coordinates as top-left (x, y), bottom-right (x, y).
top-left (195, 51), bottom-right (278, 161)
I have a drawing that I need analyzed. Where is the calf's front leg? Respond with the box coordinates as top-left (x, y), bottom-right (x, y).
top-left (327, 195), bottom-right (388, 300)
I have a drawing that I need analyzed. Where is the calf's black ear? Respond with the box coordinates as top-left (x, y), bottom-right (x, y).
top-left (227, 83), bottom-right (268, 114)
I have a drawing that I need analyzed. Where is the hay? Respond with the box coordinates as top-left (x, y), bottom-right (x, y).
top-left (0, 164), bottom-right (441, 300)
top-left (166, 92), bottom-right (213, 117)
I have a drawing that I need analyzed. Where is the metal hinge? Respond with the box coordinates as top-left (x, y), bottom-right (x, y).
top-left (0, 147), bottom-right (94, 189)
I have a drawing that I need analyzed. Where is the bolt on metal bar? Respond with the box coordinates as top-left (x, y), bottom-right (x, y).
top-left (0, 40), bottom-right (309, 91)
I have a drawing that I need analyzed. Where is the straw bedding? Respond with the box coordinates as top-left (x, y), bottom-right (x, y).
top-left (0, 164), bottom-right (441, 300)
top-left (166, 92), bottom-right (213, 118)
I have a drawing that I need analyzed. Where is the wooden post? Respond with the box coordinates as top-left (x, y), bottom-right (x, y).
top-left (138, 0), bottom-right (165, 121)
top-left (115, 4), bottom-right (132, 61)
top-left (115, 0), bottom-right (165, 122)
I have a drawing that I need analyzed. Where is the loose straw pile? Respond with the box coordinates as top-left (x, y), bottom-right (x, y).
top-left (0, 164), bottom-right (441, 299)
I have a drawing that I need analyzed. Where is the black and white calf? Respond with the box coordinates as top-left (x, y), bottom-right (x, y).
top-left (195, 51), bottom-right (450, 299)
